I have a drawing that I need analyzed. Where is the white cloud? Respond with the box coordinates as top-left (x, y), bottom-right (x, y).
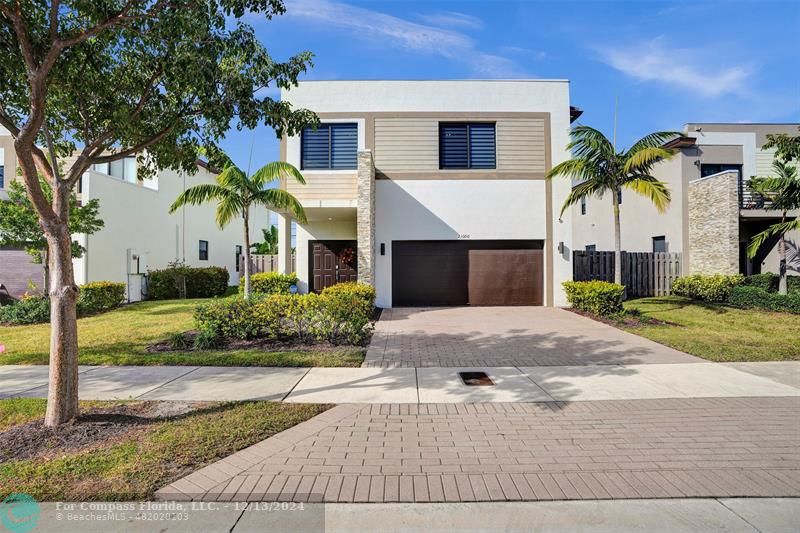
top-left (285, 0), bottom-right (528, 78)
top-left (597, 39), bottom-right (753, 97)
top-left (416, 11), bottom-right (483, 30)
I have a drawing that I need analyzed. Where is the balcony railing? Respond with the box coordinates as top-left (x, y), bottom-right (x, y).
top-left (739, 177), bottom-right (775, 210)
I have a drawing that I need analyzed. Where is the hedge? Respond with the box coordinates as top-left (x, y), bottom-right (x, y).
top-left (241, 272), bottom-right (298, 296)
top-left (0, 281), bottom-right (126, 325)
top-left (147, 265), bottom-right (229, 300)
top-left (195, 282), bottom-right (377, 346)
top-left (671, 274), bottom-right (744, 302)
top-left (743, 273), bottom-right (800, 294)
top-left (727, 286), bottom-right (800, 314)
top-left (562, 280), bottom-right (624, 316)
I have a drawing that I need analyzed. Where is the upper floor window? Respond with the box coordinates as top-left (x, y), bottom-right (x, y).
top-left (439, 123), bottom-right (496, 170)
top-left (92, 156), bottom-right (137, 182)
top-left (617, 189), bottom-right (622, 205)
top-left (700, 163), bottom-right (742, 178)
top-left (301, 123), bottom-right (357, 170)
top-left (0, 164), bottom-right (4, 189)
top-left (580, 196), bottom-right (587, 215)
top-left (199, 240), bottom-right (209, 261)
top-left (585, 244), bottom-right (596, 252)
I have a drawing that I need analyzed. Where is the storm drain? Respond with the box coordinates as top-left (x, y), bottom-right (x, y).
top-left (459, 372), bottom-right (494, 386)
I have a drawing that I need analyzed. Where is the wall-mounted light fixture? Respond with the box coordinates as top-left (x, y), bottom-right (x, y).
top-left (380, 243), bottom-right (385, 256)
top-left (558, 241), bottom-right (565, 254)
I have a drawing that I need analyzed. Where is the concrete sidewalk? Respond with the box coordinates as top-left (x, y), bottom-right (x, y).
top-left (2, 361), bottom-right (799, 403)
top-left (31, 499), bottom-right (800, 532)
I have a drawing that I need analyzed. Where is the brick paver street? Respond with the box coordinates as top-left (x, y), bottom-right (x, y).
top-left (364, 307), bottom-right (701, 367)
top-left (158, 397), bottom-right (800, 503)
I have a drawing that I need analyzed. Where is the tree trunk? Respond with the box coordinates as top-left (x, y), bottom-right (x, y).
top-left (44, 224), bottom-right (80, 426)
top-left (42, 247), bottom-right (50, 295)
top-left (612, 188), bottom-right (622, 285)
top-left (778, 211), bottom-right (787, 295)
top-left (242, 208), bottom-right (251, 299)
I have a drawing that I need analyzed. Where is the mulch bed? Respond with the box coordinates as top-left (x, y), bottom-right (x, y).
top-left (0, 401), bottom-right (201, 462)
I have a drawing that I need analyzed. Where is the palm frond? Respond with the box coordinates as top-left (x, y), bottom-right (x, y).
top-left (251, 188), bottom-right (308, 224)
top-left (747, 219), bottom-right (800, 258)
top-left (559, 179), bottom-right (607, 216)
top-left (169, 184), bottom-right (231, 213)
top-left (623, 175), bottom-right (672, 213)
top-left (623, 146), bottom-right (674, 175)
top-left (215, 194), bottom-right (244, 228)
top-left (216, 164), bottom-right (248, 191)
top-left (627, 131), bottom-right (682, 153)
top-left (547, 158), bottom-right (603, 183)
top-left (251, 161), bottom-right (306, 189)
top-left (568, 126), bottom-right (615, 161)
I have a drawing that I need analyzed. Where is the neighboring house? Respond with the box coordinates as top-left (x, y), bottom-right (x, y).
top-left (0, 128), bottom-right (270, 299)
top-left (277, 80), bottom-right (576, 307)
top-left (572, 123), bottom-right (800, 277)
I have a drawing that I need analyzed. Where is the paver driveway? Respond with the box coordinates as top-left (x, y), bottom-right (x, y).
top-left (364, 307), bottom-right (700, 368)
top-left (158, 397), bottom-right (800, 503)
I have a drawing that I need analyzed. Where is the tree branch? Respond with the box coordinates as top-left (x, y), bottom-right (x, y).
top-left (49, 0), bottom-right (61, 42)
top-left (91, 125), bottom-right (175, 165)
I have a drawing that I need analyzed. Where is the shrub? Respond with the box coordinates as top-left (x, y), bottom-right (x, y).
top-left (77, 281), bottom-right (125, 315)
top-left (743, 273), bottom-right (800, 294)
top-left (562, 281), bottom-right (624, 316)
top-left (671, 274), bottom-right (744, 302)
top-left (193, 329), bottom-right (223, 350)
top-left (0, 294), bottom-right (50, 325)
top-left (728, 286), bottom-right (800, 314)
top-left (168, 332), bottom-right (192, 350)
top-left (243, 272), bottom-right (299, 295)
top-left (147, 264), bottom-right (229, 300)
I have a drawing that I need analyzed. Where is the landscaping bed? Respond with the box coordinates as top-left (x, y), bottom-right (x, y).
top-left (0, 398), bottom-right (329, 501)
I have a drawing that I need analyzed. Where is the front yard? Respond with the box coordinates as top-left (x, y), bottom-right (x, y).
top-left (623, 296), bottom-right (800, 362)
top-left (0, 398), bottom-right (328, 501)
top-left (0, 298), bottom-right (364, 367)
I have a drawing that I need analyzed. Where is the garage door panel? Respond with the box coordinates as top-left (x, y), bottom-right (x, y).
top-left (392, 241), bottom-right (543, 307)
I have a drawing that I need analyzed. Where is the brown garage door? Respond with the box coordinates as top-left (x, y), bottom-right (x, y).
top-left (392, 240), bottom-right (543, 306)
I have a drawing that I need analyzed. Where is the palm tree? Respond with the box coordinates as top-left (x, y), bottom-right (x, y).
top-left (252, 226), bottom-right (280, 255)
top-left (746, 160), bottom-right (800, 294)
top-left (547, 126), bottom-right (678, 284)
top-left (170, 152), bottom-right (307, 298)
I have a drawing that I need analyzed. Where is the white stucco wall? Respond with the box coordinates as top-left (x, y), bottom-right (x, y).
top-left (75, 167), bottom-right (270, 291)
top-left (283, 80), bottom-right (573, 307)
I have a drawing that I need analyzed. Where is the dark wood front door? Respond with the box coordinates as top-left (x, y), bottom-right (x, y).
top-left (310, 240), bottom-right (358, 292)
top-left (392, 240), bottom-right (544, 306)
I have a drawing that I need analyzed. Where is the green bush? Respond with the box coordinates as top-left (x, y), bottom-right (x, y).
top-left (743, 273), bottom-right (800, 294)
top-left (728, 286), bottom-right (800, 314)
top-left (77, 281), bottom-right (125, 315)
top-left (193, 329), bottom-right (223, 350)
top-left (671, 274), bottom-right (744, 302)
top-left (147, 264), bottom-right (229, 300)
top-left (562, 281), bottom-right (624, 316)
top-left (0, 295), bottom-right (50, 325)
top-left (194, 285), bottom-right (376, 345)
top-left (243, 272), bottom-right (299, 295)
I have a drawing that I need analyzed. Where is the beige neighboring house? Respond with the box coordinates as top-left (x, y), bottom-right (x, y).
top-left (0, 126), bottom-right (270, 299)
top-left (572, 123), bottom-right (800, 277)
top-left (276, 79), bottom-right (578, 307)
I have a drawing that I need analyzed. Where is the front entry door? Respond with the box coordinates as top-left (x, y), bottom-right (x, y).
top-left (310, 240), bottom-right (358, 292)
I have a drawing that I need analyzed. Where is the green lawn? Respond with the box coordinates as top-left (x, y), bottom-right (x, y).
top-left (0, 298), bottom-right (364, 367)
top-left (0, 399), bottom-right (328, 501)
top-left (623, 296), bottom-right (800, 362)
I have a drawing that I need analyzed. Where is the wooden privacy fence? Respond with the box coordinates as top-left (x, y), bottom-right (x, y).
top-left (240, 254), bottom-right (296, 276)
top-left (572, 251), bottom-right (682, 298)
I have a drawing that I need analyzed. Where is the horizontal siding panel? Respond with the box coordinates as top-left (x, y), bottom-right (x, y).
top-left (497, 118), bottom-right (546, 172)
top-left (375, 118), bottom-right (439, 171)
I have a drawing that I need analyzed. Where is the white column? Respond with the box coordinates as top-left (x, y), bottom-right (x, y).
top-left (278, 213), bottom-right (293, 274)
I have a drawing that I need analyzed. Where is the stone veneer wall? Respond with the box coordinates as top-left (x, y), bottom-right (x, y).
top-left (687, 170), bottom-right (740, 274)
top-left (356, 150), bottom-right (375, 286)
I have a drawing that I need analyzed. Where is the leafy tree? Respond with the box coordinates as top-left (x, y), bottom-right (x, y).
top-left (170, 150), bottom-right (306, 299)
top-left (252, 225), bottom-right (279, 255)
top-left (747, 160), bottom-right (800, 294)
top-left (547, 126), bottom-right (677, 284)
top-left (763, 127), bottom-right (800, 163)
top-left (0, 0), bottom-right (317, 426)
top-left (0, 179), bottom-right (103, 293)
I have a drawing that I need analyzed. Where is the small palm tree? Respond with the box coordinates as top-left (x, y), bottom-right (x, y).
top-left (547, 126), bottom-right (678, 284)
top-left (170, 152), bottom-right (307, 298)
top-left (746, 160), bottom-right (800, 294)
top-left (252, 226), bottom-right (280, 255)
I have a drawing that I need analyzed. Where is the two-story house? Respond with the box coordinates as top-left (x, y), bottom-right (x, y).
top-left (572, 123), bottom-right (800, 277)
top-left (277, 80), bottom-right (576, 307)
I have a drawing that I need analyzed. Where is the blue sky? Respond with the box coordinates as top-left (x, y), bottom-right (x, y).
top-left (220, 0), bottom-right (800, 171)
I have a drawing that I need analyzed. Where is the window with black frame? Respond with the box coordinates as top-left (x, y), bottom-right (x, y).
top-left (439, 123), bottom-right (496, 169)
top-left (301, 123), bottom-right (358, 170)
top-left (199, 240), bottom-right (209, 261)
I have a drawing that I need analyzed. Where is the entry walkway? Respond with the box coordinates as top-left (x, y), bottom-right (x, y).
top-left (2, 362), bottom-right (799, 403)
top-left (364, 307), bottom-right (702, 368)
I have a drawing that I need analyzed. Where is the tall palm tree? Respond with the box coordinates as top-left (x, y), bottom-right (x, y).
top-left (746, 160), bottom-right (800, 294)
top-left (547, 126), bottom-right (677, 284)
top-left (170, 152), bottom-right (307, 298)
